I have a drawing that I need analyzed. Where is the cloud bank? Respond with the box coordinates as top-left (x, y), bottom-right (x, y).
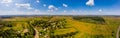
top-left (15, 3), bottom-right (32, 9)
top-left (1, 0), bottom-right (12, 4)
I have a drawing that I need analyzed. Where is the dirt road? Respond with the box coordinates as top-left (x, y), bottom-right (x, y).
top-left (116, 25), bottom-right (120, 38)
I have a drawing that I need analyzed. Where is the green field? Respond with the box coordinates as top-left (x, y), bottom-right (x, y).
top-left (0, 16), bottom-right (120, 38)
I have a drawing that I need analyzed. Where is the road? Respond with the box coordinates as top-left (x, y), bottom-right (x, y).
top-left (116, 25), bottom-right (120, 38)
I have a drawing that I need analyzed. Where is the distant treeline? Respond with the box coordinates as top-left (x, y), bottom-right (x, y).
top-left (72, 16), bottom-right (106, 24)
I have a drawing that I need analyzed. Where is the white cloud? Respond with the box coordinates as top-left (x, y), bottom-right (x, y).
top-left (48, 5), bottom-right (58, 12)
top-left (0, 0), bottom-right (13, 6)
top-left (86, 0), bottom-right (94, 6)
top-left (15, 3), bottom-right (32, 9)
top-left (98, 9), bottom-right (103, 12)
top-left (36, 0), bottom-right (40, 3)
top-left (63, 4), bottom-right (68, 7)
top-left (1, 0), bottom-right (12, 4)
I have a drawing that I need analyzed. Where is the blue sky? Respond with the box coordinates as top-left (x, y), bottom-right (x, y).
top-left (0, 0), bottom-right (120, 15)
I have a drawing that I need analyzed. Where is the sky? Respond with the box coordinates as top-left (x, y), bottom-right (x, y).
top-left (0, 0), bottom-right (120, 15)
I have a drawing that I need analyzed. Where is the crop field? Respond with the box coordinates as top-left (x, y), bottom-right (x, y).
top-left (0, 16), bottom-right (120, 38)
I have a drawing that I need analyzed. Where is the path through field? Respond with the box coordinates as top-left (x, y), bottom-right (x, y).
top-left (116, 25), bottom-right (120, 38)
top-left (34, 28), bottom-right (39, 38)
